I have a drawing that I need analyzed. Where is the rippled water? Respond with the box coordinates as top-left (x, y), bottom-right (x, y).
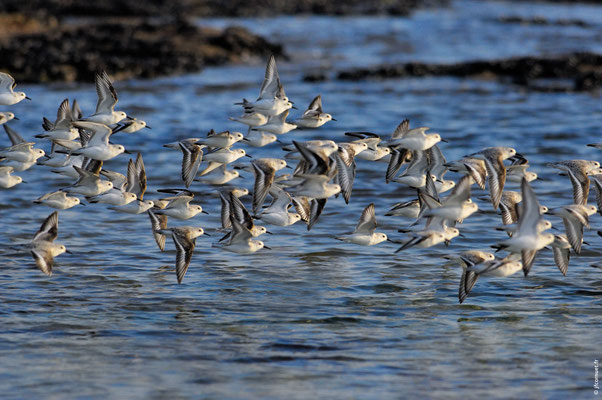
top-left (1, 1), bottom-right (601, 398)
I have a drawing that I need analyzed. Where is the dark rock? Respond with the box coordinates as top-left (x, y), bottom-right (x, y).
top-left (0, 18), bottom-right (284, 82)
top-left (496, 16), bottom-right (592, 28)
top-left (1, 0), bottom-right (450, 18)
top-left (336, 52), bottom-right (602, 91)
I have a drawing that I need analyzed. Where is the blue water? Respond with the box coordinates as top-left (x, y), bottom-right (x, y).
top-left (1, 1), bottom-right (601, 398)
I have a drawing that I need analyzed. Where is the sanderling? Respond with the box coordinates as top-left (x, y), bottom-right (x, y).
top-left (385, 119), bottom-right (444, 151)
top-left (0, 112), bottom-right (16, 125)
top-left (157, 227), bottom-right (207, 284)
top-left (289, 174), bottom-right (341, 199)
top-left (80, 71), bottom-right (127, 125)
top-left (238, 55), bottom-right (293, 116)
top-left (214, 215), bottom-right (268, 254)
top-left (255, 187), bottom-right (301, 227)
top-left (392, 150), bottom-right (436, 189)
top-left (153, 190), bottom-right (205, 220)
top-left (219, 191), bottom-right (268, 241)
top-left (242, 129), bottom-right (277, 147)
top-left (336, 203), bottom-right (388, 245)
top-left (0, 72), bottom-right (30, 105)
top-left (34, 190), bottom-right (81, 209)
top-left (458, 253), bottom-right (523, 304)
top-left (29, 211), bottom-right (69, 276)
top-left (63, 165), bottom-right (113, 196)
top-left (506, 164), bottom-right (537, 184)
top-left (251, 158), bottom-right (288, 213)
top-left (421, 176), bottom-right (478, 224)
top-left (196, 130), bottom-right (244, 148)
top-left (196, 165), bottom-right (240, 185)
top-left (251, 110), bottom-right (296, 135)
top-left (230, 111), bottom-right (269, 128)
top-left (548, 204), bottom-right (597, 254)
top-left (492, 178), bottom-right (554, 276)
top-left (0, 142), bottom-right (45, 163)
top-left (385, 199), bottom-right (421, 218)
top-left (69, 121), bottom-right (125, 161)
top-left (0, 166), bottom-right (23, 188)
top-left (293, 95), bottom-right (336, 129)
top-left (126, 153), bottom-right (147, 201)
top-left (36, 99), bottom-right (78, 141)
top-left (548, 160), bottom-right (600, 206)
top-left (444, 156), bottom-right (487, 190)
top-left (442, 250), bottom-right (495, 268)
top-left (551, 234), bottom-right (571, 276)
top-left (203, 147), bottom-right (248, 165)
top-left (178, 140), bottom-right (204, 188)
top-left (344, 132), bottom-right (391, 162)
top-left (334, 142), bottom-right (367, 204)
top-left (467, 147), bottom-right (517, 210)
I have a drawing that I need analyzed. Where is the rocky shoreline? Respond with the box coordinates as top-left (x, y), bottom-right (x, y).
top-left (313, 52), bottom-right (602, 91)
top-left (0, 17), bottom-right (283, 83)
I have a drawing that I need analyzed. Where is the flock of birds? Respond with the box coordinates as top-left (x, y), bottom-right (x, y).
top-left (1, 56), bottom-right (602, 303)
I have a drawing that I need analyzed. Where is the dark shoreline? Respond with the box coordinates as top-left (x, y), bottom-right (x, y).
top-left (305, 52), bottom-right (602, 92)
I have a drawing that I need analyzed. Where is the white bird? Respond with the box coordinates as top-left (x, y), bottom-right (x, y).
top-left (385, 120), bottom-right (443, 151)
top-left (336, 203), bottom-right (388, 245)
top-left (29, 211), bottom-right (69, 276)
top-left (195, 130), bottom-right (244, 148)
top-left (0, 112), bottom-right (16, 125)
top-left (230, 111), bottom-right (269, 128)
top-left (0, 142), bottom-right (45, 163)
top-left (156, 227), bottom-right (207, 284)
top-left (0, 166), bottom-right (22, 188)
top-left (256, 187), bottom-right (301, 227)
top-left (467, 147), bottom-right (517, 210)
top-left (289, 174), bottom-right (341, 199)
top-left (385, 199), bottom-right (421, 218)
top-left (69, 121), bottom-right (125, 161)
top-left (109, 199), bottom-right (154, 214)
top-left (0, 72), bottom-right (29, 105)
top-left (203, 147), bottom-right (248, 165)
top-left (153, 191), bottom-right (205, 220)
top-left (238, 55), bottom-right (293, 116)
top-left (458, 253), bottom-right (523, 304)
top-left (36, 99), bottom-right (78, 141)
top-left (242, 130), bottom-right (277, 147)
top-left (493, 178), bottom-right (554, 276)
top-left (196, 165), bottom-right (240, 185)
top-left (293, 95), bottom-right (335, 129)
top-left (34, 191), bottom-right (81, 209)
top-left (215, 216), bottom-right (268, 254)
top-left (548, 204), bottom-right (597, 254)
top-left (63, 165), bottom-right (113, 196)
top-left (251, 110), bottom-right (296, 135)
top-left (80, 71), bottom-right (127, 125)
top-left (251, 158), bottom-right (288, 213)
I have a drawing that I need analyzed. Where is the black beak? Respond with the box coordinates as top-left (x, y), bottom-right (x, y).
top-left (13, 116), bottom-right (19, 120)
top-left (242, 137), bottom-right (250, 142)
top-left (145, 125), bottom-right (152, 130)
top-left (25, 96), bottom-right (32, 100)
top-left (245, 154), bottom-right (253, 158)
top-left (79, 202), bottom-right (87, 206)
top-left (65, 249), bottom-right (74, 254)
top-left (124, 149), bottom-right (132, 154)
top-left (201, 210), bottom-right (209, 214)
top-left (263, 245), bottom-right (272, 250)
top-left (203, 232), bottom-right (211, 236)
top-left (21, 180), bottom-right (28, 183)
top-left (458, 233), bottom-right (466, 238)
top-left (285, 165), bottom-right (292, 169)
top-left (331, 118), bottom-right (337, 121)
top-left (386, 238), bottom-right (395, 243)
top-left (266, 230), bottom-right (273, 235)
top-left (440, 138), bottom-right (448, 143)
top-left (291, 106), bottom-right (298, 110)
